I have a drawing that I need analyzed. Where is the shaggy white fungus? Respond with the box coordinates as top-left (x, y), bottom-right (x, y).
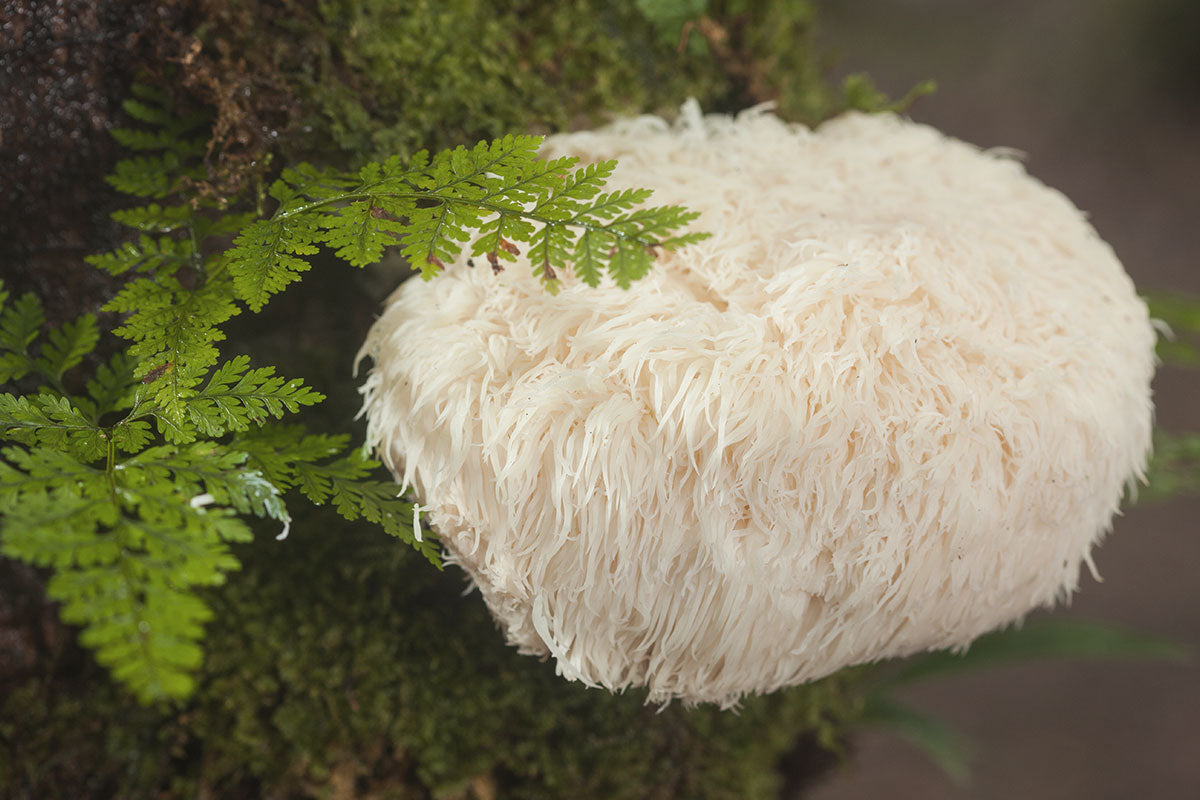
top-left (357, 102), bottom-right (1156, 707)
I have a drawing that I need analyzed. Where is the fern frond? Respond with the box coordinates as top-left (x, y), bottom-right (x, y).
top-left (121, 96), bottom-right (173, 126)
top-left (226, 216), bottom-right (323, 311)
top-left (127, 442), bottom-right (290, 530)
top-left (223, 134), bottom-right (708, 307)
top-left (233, 425), bottom-right (439, 564)
top-left (0, 445), bottom-right (108, 503)
top-left (400, 200), bottom-right (486, 277)
top-left (111, 85), bottom-right (208, 157)
top-left (178, 356), bottom-right (325, 439)
top-left (85, 234), bottom-right (193, 276)
top-left (34, 314), bottom-right (99, 383)
top-left (80, 351), bottom-right (139, 421)
top-left (107, 155), bottom-right (183, 198)
top-left (106, 272), bottom-right (240, 384)
top-left (310, 450), bottom-right (439, 564)
top-left (0, 288), bottom-right (100, 391)
top-left (0, 394), bottom-right (107, 461)
top-left (0, 285), bottom-right (44, 383)
top-left (567, 227), bottom-right (605, 288)
top-left (230, 424), bottom-right (347, 493)
top-left (320, 199), bottom-right (410, 269)
top-left (110, 203), bottom-right (194, 233)
top-left (530, 159), bottom-right (616, 221)
top-left (471, 213), bottom-right (537, 268)
top-left (0, 440), bottom-right (288, 703)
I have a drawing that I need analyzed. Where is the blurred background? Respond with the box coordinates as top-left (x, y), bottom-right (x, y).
top-left (812, 1), bottom-right (1200, 798)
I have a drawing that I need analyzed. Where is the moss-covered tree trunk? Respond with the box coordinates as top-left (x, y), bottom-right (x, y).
top-left (0, 3), bottom-right (871, 797)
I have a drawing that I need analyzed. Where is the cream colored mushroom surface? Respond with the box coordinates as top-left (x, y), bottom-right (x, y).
top-left (357, 102), bottom-right (1156, 707)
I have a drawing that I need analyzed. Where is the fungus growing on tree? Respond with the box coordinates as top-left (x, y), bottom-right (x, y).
top-left (357, 102), bottom-right (1156, 706)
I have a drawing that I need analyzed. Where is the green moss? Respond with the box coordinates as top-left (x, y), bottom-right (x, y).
top-left (3, 515), bottom-right (863, 799)
top-left (182, 0), bottom-right (854, 173)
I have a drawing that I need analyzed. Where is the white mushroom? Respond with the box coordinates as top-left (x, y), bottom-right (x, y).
top-left (358, 102), bottom-right (1157, 706)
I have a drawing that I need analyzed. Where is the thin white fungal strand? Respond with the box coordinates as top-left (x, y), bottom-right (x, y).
top-left (357, 101), bottom-right (1157, 707)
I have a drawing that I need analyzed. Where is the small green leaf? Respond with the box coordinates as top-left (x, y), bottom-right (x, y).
top-left (121, 97), bottom-right (172, 126)
top-left (875, 618), bottom-right (1191, 691)
top-left (1146, 292), bottom-right (1200, 368)
top-left (85, 234), bottom-right (190, 276)
top-left (1142, 429), bottom-right (1200, 502)
top-left (862, 697), bottom-right (973, 785)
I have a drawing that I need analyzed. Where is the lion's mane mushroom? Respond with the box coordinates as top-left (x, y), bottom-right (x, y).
top-left (358, 101), bottom-right (1156, 706)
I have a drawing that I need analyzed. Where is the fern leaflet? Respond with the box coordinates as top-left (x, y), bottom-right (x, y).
top-left (226, 133), bottom-right (709, 307)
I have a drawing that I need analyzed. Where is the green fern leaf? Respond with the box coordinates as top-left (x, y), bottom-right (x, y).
top-left (80, 351), bottom-right (139, 421)
top-left (0, 394), bottom-right (107, 461)
top-left (121, 97), bottom-right (172, 126)
top-left (575, 188), bottom-right (655, 222)
top-left (231, 425), bottom-right (437, 563)
top-left (110, 126), bottom-right (176, 151)
top-left (180, 355), bottom-right (325, 438)
top-left (471, 213), bottom-right (537, 266)
top-left (226, 216), bottom-right (323, 311)
top-left (316, 451), bottom-right (439, 564)
top-left (0, 450), bottom-right (117, 566)
top-left (86, 234), bottom-right (192, 276)
top-left (400, 201), bottom-right (483, 277)
top-left (223, 134), bottom-right (707, 300)
top-left (34, 314), bottom-right (99, 382)
top-left (127, 442), bottom-right (290, 533)
top-left (531, 159), bottom-right (616, 221)
top-left (275, 163), bottom-right (359, 204)
top-left (111, 203), bottom-right (194, 233)
top-left (230, 424), bottom-right (348, 495)
top-left (0, 444), bottom-right (251, 703)
top-left (112, 420), bottom-right (153, 454)
top-left (320, 199), bottom-right (409, 268)
top-left (568, 228), bottom-right (608, 288)
top-left (107, 155), bottom-right (178, 198)
top-left (105, 274), bottom-right (245, 442)
top-left (106, 273), bottom-right (240, 377)
top-left (0, 286), bottom-right (44, 383)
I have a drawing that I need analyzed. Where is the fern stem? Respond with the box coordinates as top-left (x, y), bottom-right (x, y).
top-left (106, 436), bottom-right (117, 494)
top-left (186, 214), bottom-right (205, 280)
